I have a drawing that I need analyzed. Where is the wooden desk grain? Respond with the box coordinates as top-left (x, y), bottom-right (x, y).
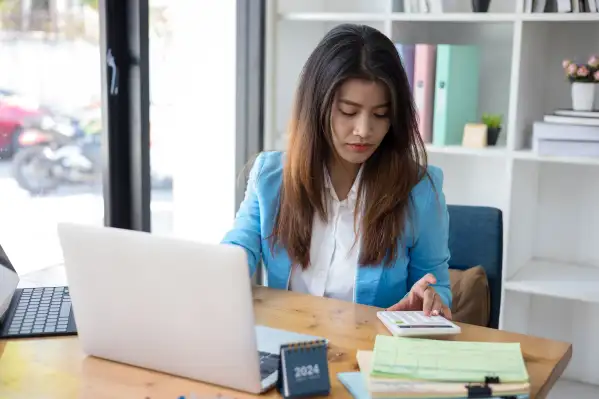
top-left (0, 286), bottom-right (571, 399)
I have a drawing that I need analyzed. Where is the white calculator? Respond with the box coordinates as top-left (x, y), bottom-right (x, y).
top-left (377, 311), bottom-right (461, 337)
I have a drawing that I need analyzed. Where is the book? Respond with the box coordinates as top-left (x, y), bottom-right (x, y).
top-left (371, 335), bottom-right (529, 383)
top-left (357, 349), bottom-right (530, 398)
top-left (554, 109), bottom-right (599, 118)
top-left (544, 114), bottom-right (599, 126)
top-left (395, 44), bottom-right (416, 92)
top-left (338, 371), bottom-right (530, 399)
top-left (432, 44), bottom-right (480, 146)
top-left (532, 121), bottom-right (599, 157)
top-left (534, 139), bottom-right (599, 157)
top-left (533, 121), bottom-right (599, 141)
top-left (413, 44), bottom-right (437, 143)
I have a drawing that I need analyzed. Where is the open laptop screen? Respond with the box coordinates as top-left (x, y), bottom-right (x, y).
top-left (0, 245), bottom-right (16, 273)
top-left (0, 244), bottom-right (19, 320)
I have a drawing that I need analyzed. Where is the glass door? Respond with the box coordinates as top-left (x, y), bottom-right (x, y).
top-left (148, 0), bottom-right (265, 242)
top-left (0, 0), bottom-right (104, 278)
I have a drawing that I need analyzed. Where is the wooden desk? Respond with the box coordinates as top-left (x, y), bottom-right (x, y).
top-left (0, 286), bottom-right (571, 399)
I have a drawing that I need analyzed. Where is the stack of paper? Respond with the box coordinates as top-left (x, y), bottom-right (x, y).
top-left (339, 335), bottom-right (530, 399)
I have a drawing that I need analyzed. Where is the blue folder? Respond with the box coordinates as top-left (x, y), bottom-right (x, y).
top-left (337, 372), bottom-right (530, 399)
top-left (395, 44), bottom-right (415, 92)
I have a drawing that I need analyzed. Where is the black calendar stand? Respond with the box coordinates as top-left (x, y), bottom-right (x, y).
top-left (276, 339), bottom-right (330, 398)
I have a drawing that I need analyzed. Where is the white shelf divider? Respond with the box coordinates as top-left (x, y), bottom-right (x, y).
top-left (425, 144), bottom-right (507, 157)
top-left (505, 259), bottom-right (599, 303)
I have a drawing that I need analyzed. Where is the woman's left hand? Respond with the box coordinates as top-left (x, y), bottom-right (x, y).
top-left (386, 273), bottom-right (452, 319)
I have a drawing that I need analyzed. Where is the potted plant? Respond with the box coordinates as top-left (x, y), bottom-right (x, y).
top-left (562, 56), bottom-right (599, 111)
top-left (481, 113), bottom-right (502, 146)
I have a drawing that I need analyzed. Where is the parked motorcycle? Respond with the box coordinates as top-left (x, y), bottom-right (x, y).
top-left (11, 112), bottom-right (172, 196)
top-left (11, 114), bottom-right (101, 195)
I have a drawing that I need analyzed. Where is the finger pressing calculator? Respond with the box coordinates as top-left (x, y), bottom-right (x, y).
top-left (377, 311), bottom-right (461, 337)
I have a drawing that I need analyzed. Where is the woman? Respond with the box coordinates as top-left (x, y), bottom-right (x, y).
top-left (222, 23), bottom-right (452, 318)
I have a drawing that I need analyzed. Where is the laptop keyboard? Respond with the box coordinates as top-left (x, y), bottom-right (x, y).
top-left (259, 351), bottom-right (280, 379)
top-left (1, 286), bottom-right (77, 338)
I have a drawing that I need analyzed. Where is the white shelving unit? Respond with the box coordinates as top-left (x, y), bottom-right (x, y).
top-left (264, 0), bottom-right (599, 396)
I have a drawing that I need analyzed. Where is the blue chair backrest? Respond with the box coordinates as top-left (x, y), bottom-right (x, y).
top-left (447, 205), bottom-right (503, 329)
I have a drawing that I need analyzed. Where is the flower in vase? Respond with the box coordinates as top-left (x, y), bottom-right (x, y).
top-left (577, 65), bottom-right (590, 77)
top-left (562, 55), bottom-right (599, 83)
top-left (567, 63), bottom-right (578, 75)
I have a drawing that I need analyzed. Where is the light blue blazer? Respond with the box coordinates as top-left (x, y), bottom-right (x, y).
top-left (221, 151), bottom-right (452, 309)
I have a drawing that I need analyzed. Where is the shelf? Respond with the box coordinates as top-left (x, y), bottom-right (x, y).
top-left (269, 1), bottom-right (599, 389)
top-left (426, 144), bottom-right (507, 157)
top-left (278, 12), bottom-right (388, 22)
top-left (389, 13), bottom-right (516, 22)
top-left (513, 150), bottom-right (599, 166)
top-left (278, 12), bottom-right (599, 23)
top-left (505, 259), bottom-right (599, 303)
top-left (521, 13), bottom-right (599, 22)
top-left (279, 12), bottom-right (516, 23)
top-left (427, 148), bottom-right (508, 210)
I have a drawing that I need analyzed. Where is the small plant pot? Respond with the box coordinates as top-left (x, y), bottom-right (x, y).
top-left (487, 127), bottom-right (501, 146)
top-left (472, 0), bottom-right (491, 12)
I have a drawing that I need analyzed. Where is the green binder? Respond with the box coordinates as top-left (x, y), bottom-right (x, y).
top-left (432, 45), bottom-right (481, 146)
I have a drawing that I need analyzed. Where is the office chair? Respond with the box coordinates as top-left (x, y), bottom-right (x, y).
top-left (447, 205), bottom-right (503, 329)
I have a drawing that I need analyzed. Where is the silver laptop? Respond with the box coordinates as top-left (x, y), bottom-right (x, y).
top-left (57, 222), bottom-right (325, 394)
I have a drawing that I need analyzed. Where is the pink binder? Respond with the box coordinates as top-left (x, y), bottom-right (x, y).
top-left (413, 44), bottom-right (437, 143)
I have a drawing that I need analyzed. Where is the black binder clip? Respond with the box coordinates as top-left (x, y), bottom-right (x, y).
top-left (465, 376), bottom-right (500, 398)
top-left (485, 376), bottom-right (500, 384)
top-left (466, 384), bottom-right (492, 398)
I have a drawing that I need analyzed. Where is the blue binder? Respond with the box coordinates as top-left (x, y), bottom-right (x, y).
top-left (432, 44), bottom-right (481, 146)
top-left (395, 43), bottom-right (416, 92)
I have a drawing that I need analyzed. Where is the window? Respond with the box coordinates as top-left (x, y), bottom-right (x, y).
top-left (99, 0), bottom-right (264, 241)
top-left (0, 0), bottom-right (103, 276)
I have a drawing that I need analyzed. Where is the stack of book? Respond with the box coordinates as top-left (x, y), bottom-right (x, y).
top-left (341, 335), bottom-right (530, 399)
top-left (524, 0), bottom-right (599, 13)
top-left (533, 109), bottom-right (599, 158)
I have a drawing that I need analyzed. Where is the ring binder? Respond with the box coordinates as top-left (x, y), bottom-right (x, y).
top-left (276, 339), bottom-right (330, 399)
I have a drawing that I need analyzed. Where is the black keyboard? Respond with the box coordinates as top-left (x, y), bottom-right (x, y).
top-left (259, 351), bottom-right (280, 379)
top-left (0, 286), bottom-right (77, 338)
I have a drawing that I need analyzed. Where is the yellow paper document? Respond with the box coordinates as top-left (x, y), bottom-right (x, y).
top-left (372, 335), bottom-right (530, 383)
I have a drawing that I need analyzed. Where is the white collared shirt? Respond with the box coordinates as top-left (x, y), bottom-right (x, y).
top-left (289, 169), bottom-right (362, 302)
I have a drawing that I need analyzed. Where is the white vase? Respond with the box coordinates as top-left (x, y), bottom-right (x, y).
top-left (571, 82), bottom-right (596, 111)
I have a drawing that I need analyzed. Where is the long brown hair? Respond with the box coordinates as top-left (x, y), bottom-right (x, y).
top-left (270, 24), bottom-right (429, 269)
